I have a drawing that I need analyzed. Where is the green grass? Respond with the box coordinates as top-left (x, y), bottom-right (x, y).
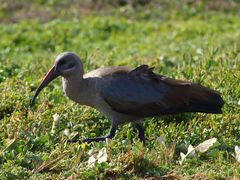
top-left (0, 2), bottom-right (240, 179)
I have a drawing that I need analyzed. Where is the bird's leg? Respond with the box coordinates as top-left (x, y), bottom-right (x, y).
top-left (135, 123), bottom-right (145, 141)
top-left (67, 126), bottom-right (117, 143)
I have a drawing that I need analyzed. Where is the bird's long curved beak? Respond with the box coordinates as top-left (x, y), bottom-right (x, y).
top-left (31, 66), bottom-right (60, 106)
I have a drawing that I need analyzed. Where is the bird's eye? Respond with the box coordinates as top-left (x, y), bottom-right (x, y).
top-left (67, 62), bottom-right (75, 69)
top-left (60, 59), bottom-right (66, 65)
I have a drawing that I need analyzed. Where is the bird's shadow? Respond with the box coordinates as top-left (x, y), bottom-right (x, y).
top-left (160, 112), bottom-right (196, 124)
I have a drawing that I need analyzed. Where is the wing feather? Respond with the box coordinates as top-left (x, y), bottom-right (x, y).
top-left (100, 65), bottom-right (192, 117)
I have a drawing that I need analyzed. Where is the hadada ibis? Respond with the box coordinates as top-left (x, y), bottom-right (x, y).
top-left (31, 52), bottom-right (224, 143)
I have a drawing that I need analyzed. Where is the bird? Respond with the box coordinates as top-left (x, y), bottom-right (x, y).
top-left (31, 52), bottom-right (224, 143)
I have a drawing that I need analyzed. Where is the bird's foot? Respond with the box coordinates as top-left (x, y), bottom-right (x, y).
top-left (138, 132), bottom-right (145, 142)
top-left (67, 139), bottom-right (80, 143)
top-left (82, 136), bottom-right (109, 143)
top-left (135, 123), bottom-right (146, 142)
top-left (67, 126), bottom-right (116, 143)
top-left (67, 135), bottom-right (112, 143)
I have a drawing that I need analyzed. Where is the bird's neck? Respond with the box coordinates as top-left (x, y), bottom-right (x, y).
top-left (62, 75), bottom-right (96, 106)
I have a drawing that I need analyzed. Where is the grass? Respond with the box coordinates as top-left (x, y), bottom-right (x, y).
top-left (0, 1), bottom-right (240, 179)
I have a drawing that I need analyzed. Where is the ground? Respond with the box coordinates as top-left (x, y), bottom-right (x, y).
top-left (0, 1), bottom-right (239, 179)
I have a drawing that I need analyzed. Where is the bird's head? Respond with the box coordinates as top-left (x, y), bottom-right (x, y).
top-left (55, 52), bottom-right (84, 77)
top-left (30, 52), bottom-right (83, 106)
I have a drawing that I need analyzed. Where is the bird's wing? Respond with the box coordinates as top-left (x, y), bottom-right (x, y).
top-left (100, 65), bottom-right (192, 117)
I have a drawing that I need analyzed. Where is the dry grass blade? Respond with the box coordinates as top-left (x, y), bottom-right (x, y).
top-left (0, 138), bottom-right (16, 156)
top-left (32, 153), bottom-right (67, 173)
top-left (160, 139), bottom-right (177, 165)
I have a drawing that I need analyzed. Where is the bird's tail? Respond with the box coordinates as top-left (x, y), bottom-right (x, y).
top-left (187, 84), bottom-right (224, 114)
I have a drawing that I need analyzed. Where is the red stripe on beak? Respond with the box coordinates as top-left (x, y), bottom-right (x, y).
top-left (31, 66), bottom-right (60, 106)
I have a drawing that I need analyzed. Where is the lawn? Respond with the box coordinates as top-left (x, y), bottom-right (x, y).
top-left (0, 1), bottom-right (239, 179)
